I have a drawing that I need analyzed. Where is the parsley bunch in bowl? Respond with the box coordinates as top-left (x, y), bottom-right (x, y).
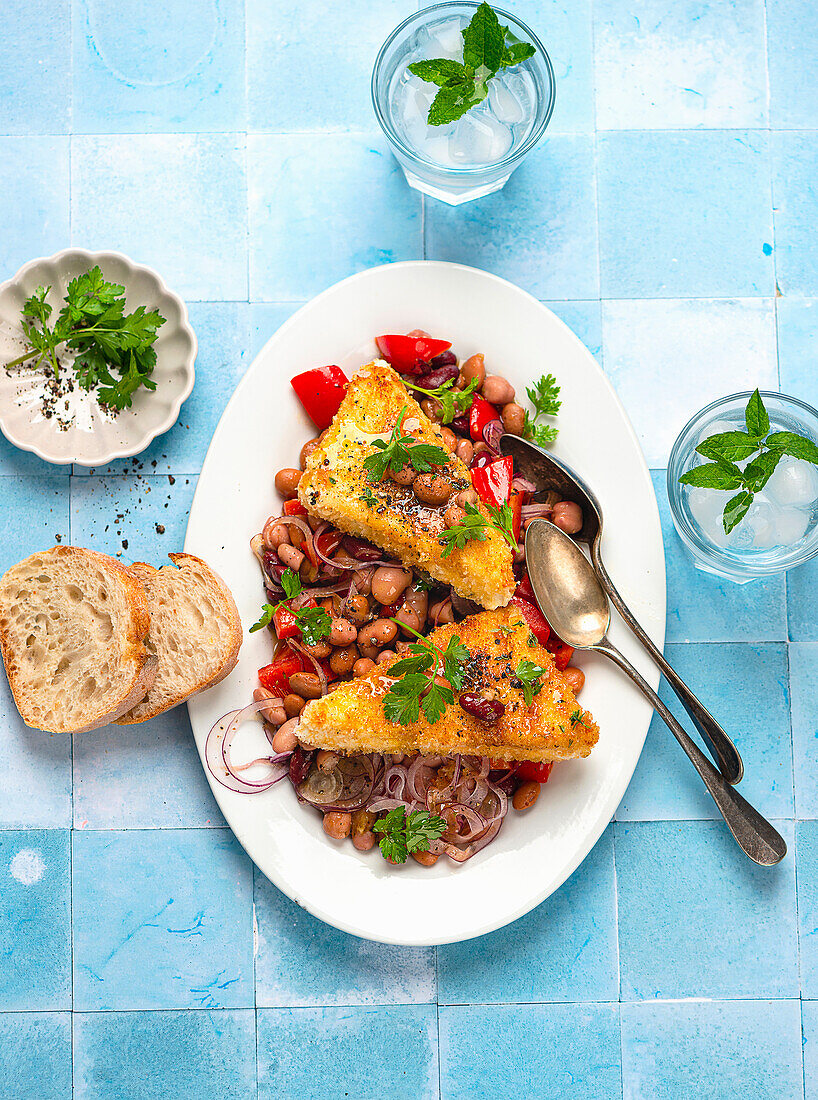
top-left (5, 265), bottom-right (165, 412)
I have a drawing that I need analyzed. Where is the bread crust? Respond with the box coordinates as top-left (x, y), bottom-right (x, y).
top-left (0, 546), bottom-right (157, 734)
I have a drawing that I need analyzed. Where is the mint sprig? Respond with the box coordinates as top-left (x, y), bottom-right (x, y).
top-left (408, 3), bottom-right (536, 127)
top-left (679, 389), bottom-right (818, 534)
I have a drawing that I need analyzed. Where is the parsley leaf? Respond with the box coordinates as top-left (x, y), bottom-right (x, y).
top-left (248, 568), bottom-right (331, 645)
top-left (522, 373), bottom-right (561, 446)
top-left (5, 265), bottom-right (166, 410)
top-left (362, 407), bottom-right (449, 483)
top-left (405, 377), bottom-right (479, 424)
top-left (407, 2), bottom-right (537, 127)
top-left (373, 806), bottom-right (446, 863)
top-left (439, 500), bottom-right (516, 557)
top-left (485, 501), bottom-right (517, 550)
top-left (383, 627), bottom-right (470, 725)
top-left (514, 659), bottom-right (549, 705)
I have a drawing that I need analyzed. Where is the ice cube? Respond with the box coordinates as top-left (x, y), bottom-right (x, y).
top-left (745, 499), bottom-right (780, 549)
top-left (448, 113), bottom-right (512, 165)
top-left (696, 417), bottom-right (740, 449)
top-left (764, 455), bottom-right (818, 508)
top-left (770, 505), bottom-right (810, 546)
top-left (418, 18), bottom-right (464, 60)
top-left (488, 78), bottom-right (526, 124)
top-left (687, 487), bottom-right (731, 548)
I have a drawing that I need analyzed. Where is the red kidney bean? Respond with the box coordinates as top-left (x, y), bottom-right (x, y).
top-left (459, 692), bottom-right (506, 723)
top-left (450, 414), bottom-right (470, 435)
top-left (419, 360), bottom-right (459, 390)
top-left (288, 747), bottom-right (313, 785)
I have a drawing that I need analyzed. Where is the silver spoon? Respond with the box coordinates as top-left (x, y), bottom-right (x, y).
top-left (501, 434), bottom-right (744, 785)
top-left (525, 519), bottom-right (786, 866)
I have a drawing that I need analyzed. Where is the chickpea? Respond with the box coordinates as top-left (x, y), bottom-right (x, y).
top-left (274, 467), bottom-right (302, 499)
top-left (328, 617), bottom-right (357, 646)
top-left (252, 687), bottom-right (286, 726)
top-left (411, 849), bottom-right (439, 867)
top-left (456, 488), bottom-right (479, 508)
top-left (353, 657), bottom-right (376, 678)
top-left (376, 648), bottom-right (397, 664)
top-left (563, 666), bottom-right (585, 694)
top-left (317, 749), bottom-right (340, 772)
top-left (440, 426), bottom-right (457, 452)
top-left (346, 593), bottom-right (371, 625)
top-left (358, 618), bottom-right (398, 649)
top-left (262, 518), bottom-right (290, 550)
top-left (482, 374), bottom-right (515, 405)
top-left (371, 565), bottom-right (412, 605)
top-left (460, 353), bottom-right (486, 388)
top-left (272, 718), bottom-right (299, 753)
top-left (352, 831), bottom-right (376, 852)
top-left (283, 694), bottom-right (305, 718)
top-left (287, 672), bottom-right (323, 699)
top-left (389, 464), bottom-right (417, 487)
top-left (329, 644), bottom-right (358, 676)
top-left (420, 397), bottom-right (443, 423)
top-left (512, 780), bottom-right (541, 811)
top-left (444, 504), bottom-right (465, 528)
top-left (277, 543), bottom-right (304, 571)
top-left (501, 402), bottom-right (526, 435)
top-left (300, 438), bottom-right (320, 469)
top-left (301, 639), bottom-right (331, 660)
top-left (322, 811), bottom-right (352, 840)
top-left (455, 438), bottom-right (474, 465)
top-left (551, 500), bottom-right (584, 535)
top-left (430, 599), bottom-right (455, 625)
top-left (413, 473), bottom-right (453, 507)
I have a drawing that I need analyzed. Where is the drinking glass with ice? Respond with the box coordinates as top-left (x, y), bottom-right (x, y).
top-left (668, 392), bottom-right (818, 582)
top-left (372, 3), bottom-right (555, 205)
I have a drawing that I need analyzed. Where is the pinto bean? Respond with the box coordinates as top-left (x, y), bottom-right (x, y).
top-left (460, 353), bottom-right (486, 388)
top-left (413, 473), bottom-right (453, 507)
top-left (501, 402), bottom-right (526, 434)
top-left (563, 666), bottom-right (585, 694)
top-left (481, 374), bottom-right (515, 405)
top-left (272, 718), bottom-right (299, 753)
top-left (389, 464), bottom-right (417, 486)
top-left (440, 426), bottom-right (457, 452)
top-left (456, 488), bottom-right (479, 508)
top-left (358, 618), bottom-right (398, 649)
top-left (345, 593), bottom-right (371, 625)
top-left (394, 606), bottom-right (423, 635)
top-left (352, 830), bottom-right (376, 851)
top-left (371, 565), bottom-right (412, 605)
top-left (376, 648), bottom-right (397, 664)
top-left (323, 811), bottom-right (352, 839)
top-left (283, 694), bottom-right (305, 718)
top-left (317, 749), bottom-right (340, 772)
top-left (277, 543), bottom-right (304, 571)
top-left (329, 644), bottom-right (358, 676)
top-left (411, 849), bottom-right (440, 867)
top-left (253, 687), bottom-right (286, 726)
top-left (300, 438), bottom-right (320, 469)
top-left (455, 438), bottom-right (474, 465)
top-left (301, 639), bottom-right (331, 660)
top-left (551, 500), bottom-right (584, 535)
top-left (353, 657), bottom-right (376, 678)
top-left (444, 504), bottom-right (465, 528)
top-left (262, 518), bottom-right (290, 550)
top-left (512, 780), bottom-right (541, 811)
top-left (351, 567), bottom-right (373, 596)
top-left (274, 468), bottom-right (302, 499)
top-left (420, 397), bottom-right (443, 423)
top-left (430, 598), bottom-right (455, 624)
top-left (328, 617), bottom-right (357, 646)
top-left (287, 672), bottom-right (323, 699)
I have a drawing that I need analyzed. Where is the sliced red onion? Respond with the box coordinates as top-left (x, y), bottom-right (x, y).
top-left (482, 418), bottom-right (504, 453)
top-left (521, 503), bottom-right (553, 519)
top-left (205, 702), bottom-right (290, 794)
top-left (512, 476), bottom-right (537, 494)
top-left (367, 796), bottom-right (413, 814)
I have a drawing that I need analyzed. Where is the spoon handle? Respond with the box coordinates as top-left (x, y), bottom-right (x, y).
top-left (591, 545), bottom-right (744, 786)
top-left (595, 638), bottom-right (786, 866)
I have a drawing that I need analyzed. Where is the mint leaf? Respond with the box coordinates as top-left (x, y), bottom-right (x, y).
top-left (766, 431), bottom-right (818, 465)
top-left (723, 491), bottom-right (753, 534)
top-left (745, 389), bottom-right (770, 438)
top-left (502, 40), bottom-right (536, 67)
top-left (428, 80), bottom-right (479, 126)
top-left (696, 431), bottom-right (759, 463)
top-left (679, 461), bottom-right (743, 490)
top-left (462, 2), bottom-right (505, 74)
top-left (742, 449), bottom-right (781, 493)
top-left (408, 58), bottom-right (467, 86)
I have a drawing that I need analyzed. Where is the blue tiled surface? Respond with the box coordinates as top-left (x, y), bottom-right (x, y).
top-left (3, 1), bottom-right (818, 1093)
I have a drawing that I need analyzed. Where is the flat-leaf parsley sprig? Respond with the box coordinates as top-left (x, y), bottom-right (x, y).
top-left (363, 406), bottom-right (450, 483)
top-left (513, 659), bottom-right (549, 705)
top-left (408, 2), bottom-right (536, 127)
top-left (373, 806), bottom-right (446, 863)
top-left (523, 373), bottom-right (561, 447)
top-left (679, 389), bottom-right (818, 534)
top-left (439, 500), bottom-right (517, 557)
top-left (249, 568), bottom-right (332, 646)
top-left (4, 266), bottom-right (165, 411)
top-left (383, 622), bottom-right (470, 725)
top-left (405, 376), bottom-right (479, 424)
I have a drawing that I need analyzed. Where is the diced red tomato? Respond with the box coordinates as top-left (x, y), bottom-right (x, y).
top-left (470, 455), bottom-right (514, 509)
top-left (516, 761), bottom-right (553, 784)
top-left (291, 365), bottom-right (349, 430)
top-left (283, 499), bottom-right (308, 516)
top-left (314, 529), bottom-right (341, 560)
top-left (545, 637), bottom-right (574, 671)
top-left (508, 596), bottom-right (551, 646)
top-left (508, 489), bottom-right (524, 543)
top-left (468, 393), bottom-right (499, 441)
top-left (375, 333), bottom-right (451, 374)
top-left (515, 572), bottom-right (536, 603)
top-left (258, 652), bottom-right (306, 695)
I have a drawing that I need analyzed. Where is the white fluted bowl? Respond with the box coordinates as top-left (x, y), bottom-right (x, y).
top-left (0, 249), bottom-right (196, 466)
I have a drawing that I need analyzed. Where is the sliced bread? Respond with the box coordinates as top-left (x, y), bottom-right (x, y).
top-left (117, 553), bottom-right (242, 724)
top-left (0, 546), bottom-right (157, 734)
